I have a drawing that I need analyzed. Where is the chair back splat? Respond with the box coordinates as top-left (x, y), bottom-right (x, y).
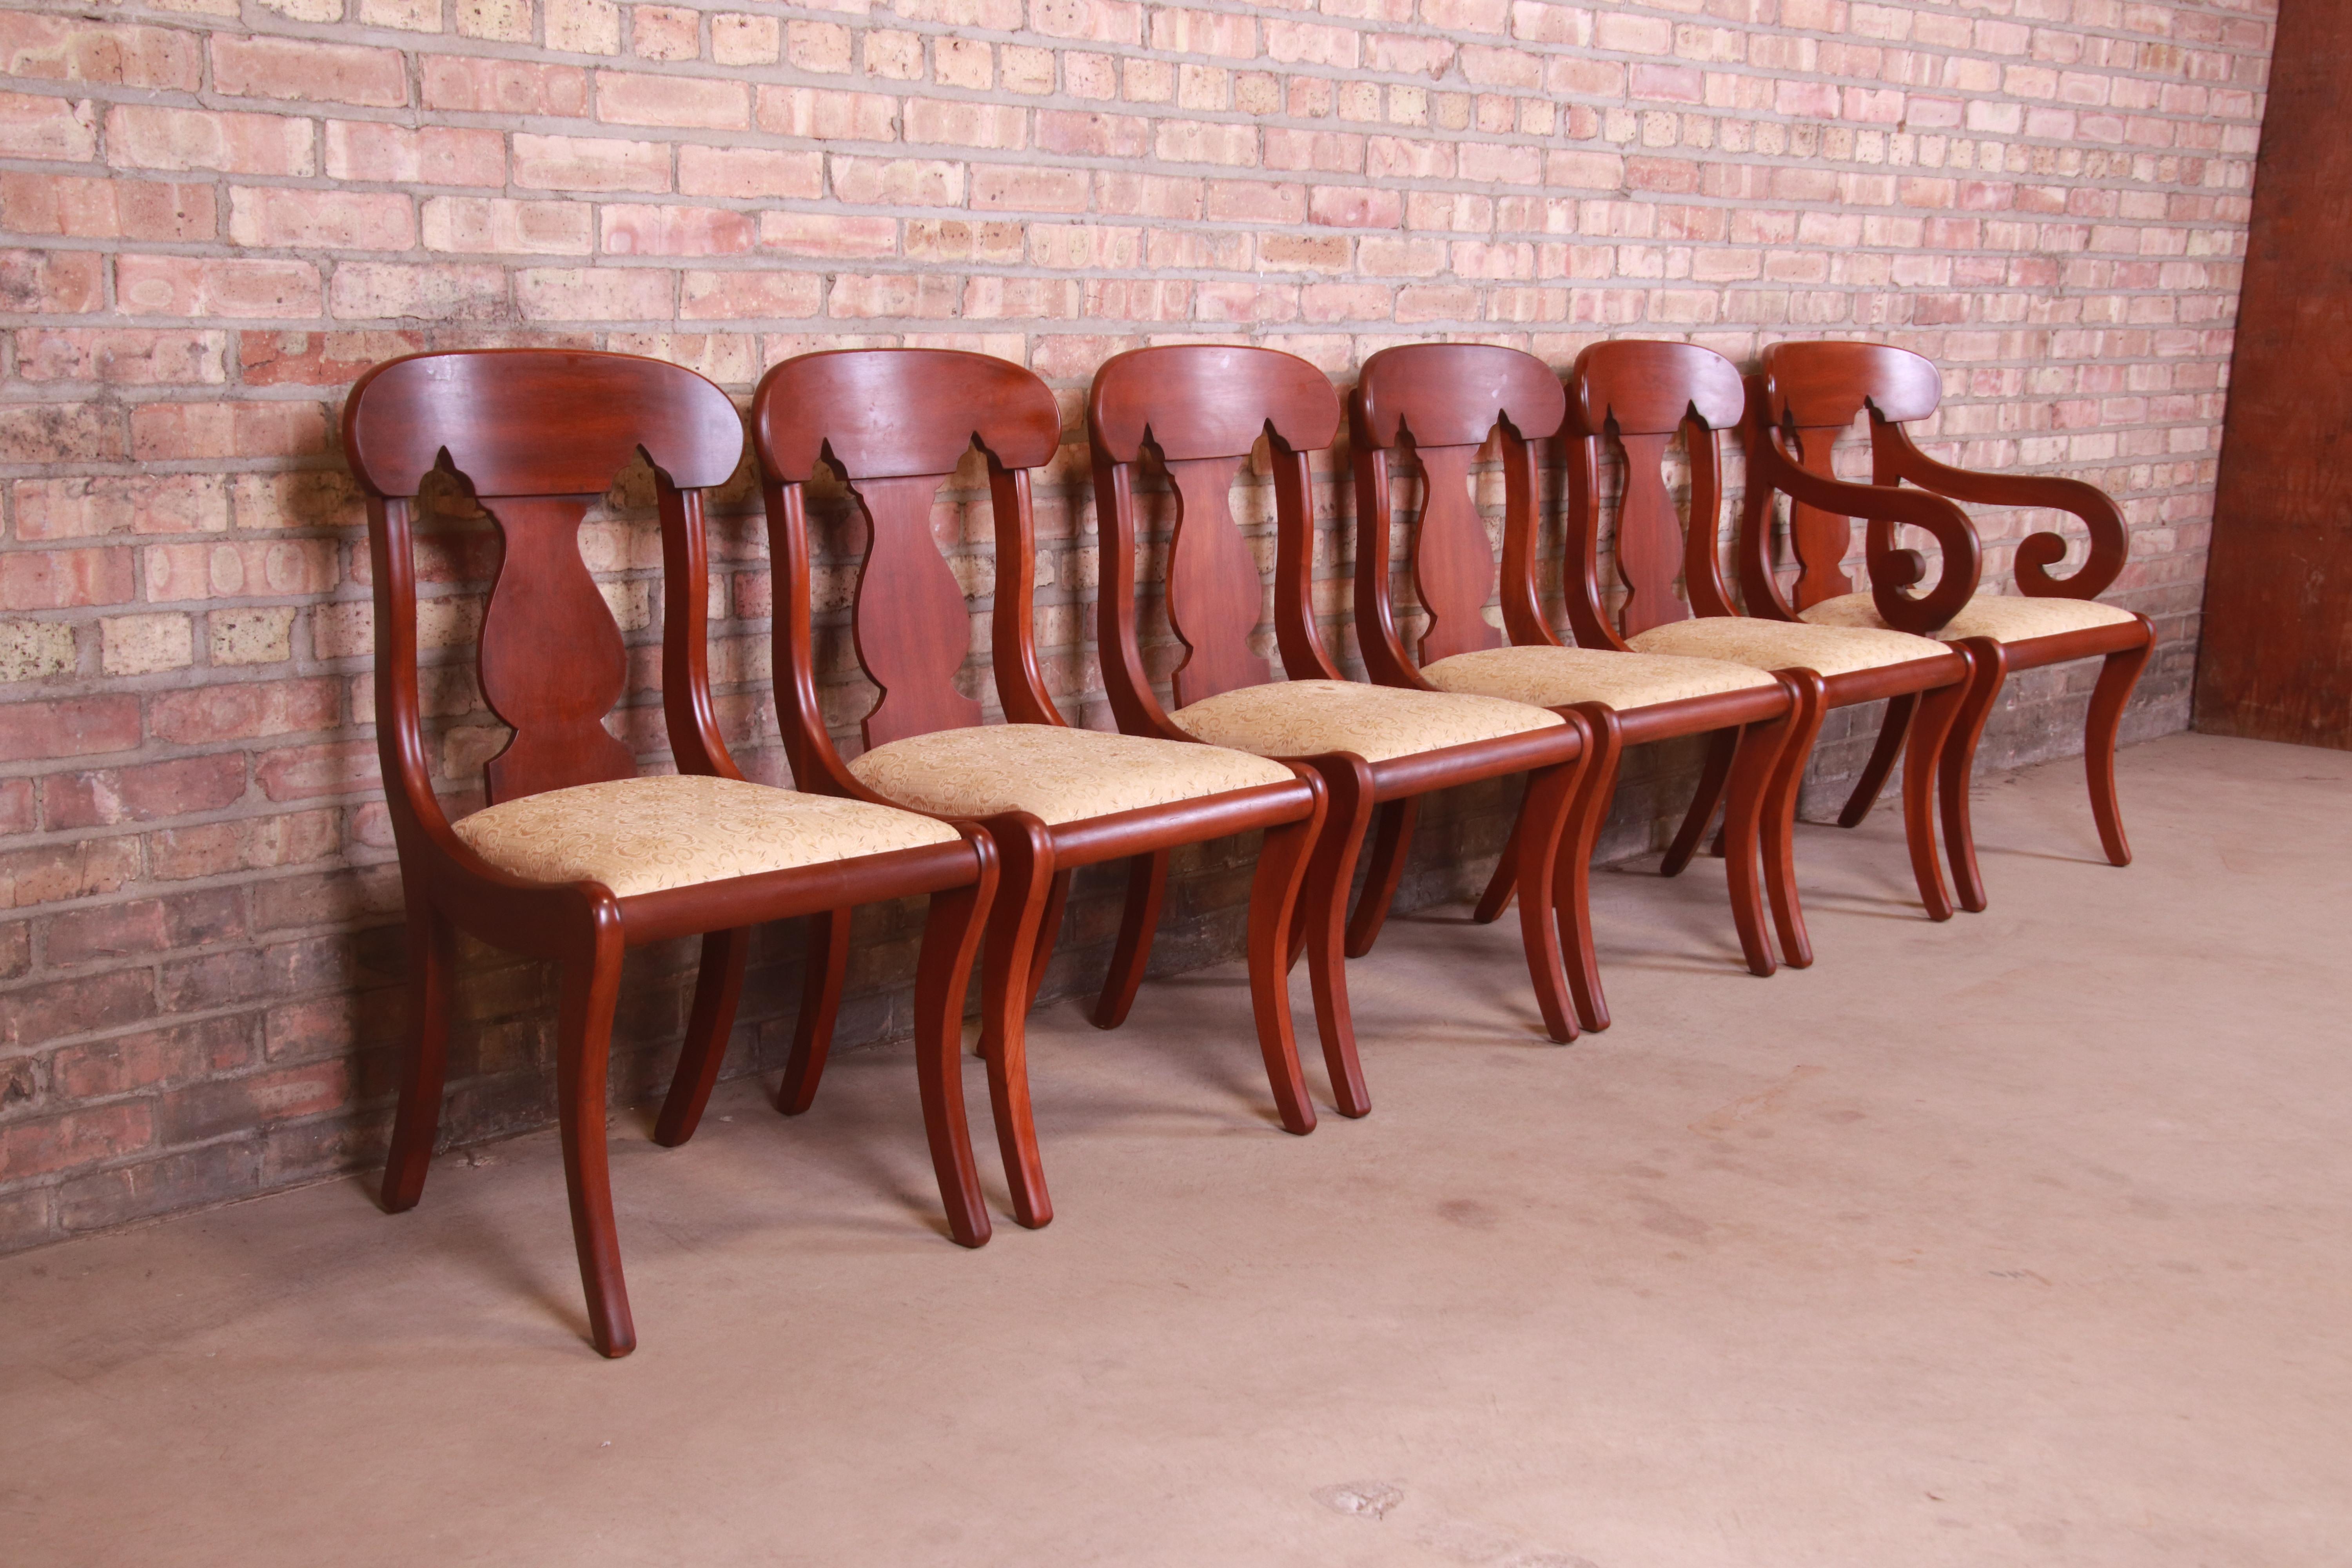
top-left (1559, 340), bottom-right (1749, 649)
top-left (1753, 339), bottom-right (2125, 608)
top-left (752, 349), bottom-right (1063, 775)
top-left (1350, 343), bottom-right (1566, 682)
top-left (343, 348), bottom-right (747, 821)
top-left (1087, 345), bottom-right (1343, 722)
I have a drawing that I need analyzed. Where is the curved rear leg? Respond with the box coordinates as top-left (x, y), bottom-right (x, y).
top-left (1546, 706), bottom-right (1617, 1036)
top-left (2085, 620), bottom-right (2154, 867)
top-left (555, 905), bottom-right (632, 1357)
top-left (1661, 728), bottom-right (1737, 878)
top-left (1027, 869), bottom-right (1071, 1012)
top-left (913, 842), bottom-right (997, 1249)
top-left (1762, 671), bottom-right (1828, 968)
top-left (1938, 637), bottom-right (2007, 914)
top-left (1902, 656), bottom-right (1971, 922)
top-left (1837, 693), bottom-right (1916, 828)
top-left (381, 893), bottom-right (456, 1214)
top-left (980, 817), bottom-right (1056, 1229)
top-left (1092, 855), bottom-right (1163, 1030)
top-left (1720, 708), bottom-right (1792, 978)
top-left (1344, 797), bottom-right (1419, 958)
top-left (1247, 790), bottom-right (1327, 1134)
top-left (1296, 757), bottom-right (1374, 1114)
top-left (653, 926), bottom-right (750, 1147)
top-left (778, 907), bottom-right (850, 1115)
top-left (1470, 813), bottom-right (1519, 924)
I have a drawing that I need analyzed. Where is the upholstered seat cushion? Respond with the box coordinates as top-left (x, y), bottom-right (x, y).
top-left (453, 773), bottom-right (960, 898)
top-left (849, 722), bottom-right (1295, 826)
top-left (1628, 615), bottom-right (1949, 677)
top-left (1171, 678), bottom-right (1563, 764)
top-left (1799, 590), bottom-right (2140, 643)
top-left (1423, 644), bottom-right (1778, 711)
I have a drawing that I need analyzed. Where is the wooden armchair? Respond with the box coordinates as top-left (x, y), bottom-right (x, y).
top-left (1742, 341), bottom-right (2157, 908)
top-left (1087, 344), bottom-right (1597, 1047)
top-left (1556, 341), bottom-right (1987, 962)
top-left (748, 348), bottom-right (1332, 1235)
top-left (347, 349), bottom-right (998, 1357)
top-left (1345, 342), bottom-right (1804, 1031)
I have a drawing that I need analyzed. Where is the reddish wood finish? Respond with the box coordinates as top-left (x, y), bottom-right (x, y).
top-left (348, 349), bottom-right (1000, 1357)
top-left (2196, 0), bottom-right (2352, 750)
top-left (1090, 344), bottom-right (1596, 1044)
top-left (1353, 342), bottom-right (1796, 1014)
top-left (1555, 341), bottom-right (1980, 954)
top-left (751, 348), bottom-right (1336, 1226)
top-left (1754, 341), bottom-right (2156, 891)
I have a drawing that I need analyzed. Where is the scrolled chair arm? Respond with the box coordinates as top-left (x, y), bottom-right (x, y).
top-left (1872, 422), bottom-right (2126, 599)
top-left (1745, 406), bottom-right (1984, 637)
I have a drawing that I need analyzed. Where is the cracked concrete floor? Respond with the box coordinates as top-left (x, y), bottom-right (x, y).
top-left (4, 732), bottom-right (2348, 1567)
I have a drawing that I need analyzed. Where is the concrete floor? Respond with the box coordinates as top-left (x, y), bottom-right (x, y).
top-left (4, 731), bottom-right (2348, 1568)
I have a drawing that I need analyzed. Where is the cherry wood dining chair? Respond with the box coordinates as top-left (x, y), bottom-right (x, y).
top-left (1345, 342), bottom-right (1805, 1029)
top-left (347, 349), bottom-right (1000, 1358)
top-left (748, 347), bottom-right (1332, 1234)
top-left (1086, 344), bottom-right (1597, 1050)
top-left (1741, 340), bottom-right (2157, 909)
top-left (1552, 341), bottom-right (1988, 963)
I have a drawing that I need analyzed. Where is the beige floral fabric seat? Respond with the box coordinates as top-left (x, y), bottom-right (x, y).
top-left (1799, 590), bottom-right (2139, 643)
top-left (454, 773), bottom-right (959, 898)
top-left (1423, 645), bottom-right (1777, 711)
top-left (1171, 678), bottom-right (1563, 764)
top-left (849, 721), bottom-right (1294, 826)
top-left (1628, 615), bottom-right (1947, 678)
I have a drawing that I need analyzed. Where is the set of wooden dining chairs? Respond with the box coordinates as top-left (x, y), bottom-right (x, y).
top-left (343, 337), bottom-right (2154, 1355)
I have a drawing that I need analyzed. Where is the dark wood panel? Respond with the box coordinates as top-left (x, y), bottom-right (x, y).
top-left (2196, 0), bottom-right (2352, 750)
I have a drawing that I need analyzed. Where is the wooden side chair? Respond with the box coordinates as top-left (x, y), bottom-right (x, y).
top-left (1345, 342), bottom-right (1805, 1031)
top-left (748, 347), bottom-right (1332, 1235)
top-left (1555, 341), bottom-right (1989, 962)
top-left (347, 349), bottom-right (999, 1358)
top-left (1741, 340), bottom-right (2157, 909)
top-left (1086, 344), bottom-right (1597, 1051)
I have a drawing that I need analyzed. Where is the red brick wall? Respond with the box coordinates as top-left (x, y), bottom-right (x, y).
top-left (0, 0), bottom-right (2272, 1250)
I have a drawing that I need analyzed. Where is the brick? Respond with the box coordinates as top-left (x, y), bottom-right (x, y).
top-left (60, 1142), bottom-right (260, 1234)
top-left (0, 248), bottom-right (102, 313)
top-left (325, 123), bottom-right (505, 186)
top-left (678, 145), bottom-right (823, 200)
top-left (49, 1015), bottom-right (256, 1104)
top-left (596, 71), bottom-right (748, 129)
top-left (330, 261), bottom-right (512, 320)
top-left (100, 613), bottom-right (195, 676)
top-left (757, 211), bottom-right (897, 258)
top-left (680, 270), bottom-right (823, 319)
top-left (0, 16), bottom-right (204, 89)
top-left (228, 187), bottom-right (417, 250)
top-left (147, 809), bottom-right (341, 882)
top-left (512, 133), bottom-right (670, 192)
top-left (236, 330), bottom-right (426, 388)
top-left (41, 754), bottom-right (249, 831)
top-left (13, 328), bottom-right (227, 387)
top-left (2, 696), bottom-right (137, 771)
top-left (0, 1104), bottom-right (152, 1181)
top-left (115, 256), bottom-right (323, 319)
top-left (0, 173), bottom-right (216, 241)
top-left (105, 105), bottom-right (316, 176)
top-left (515, 267), bottom-right (675, 319)
top-left (421, 56), bottom-right (590, 116)
top-left (602, 204), bottom-right (757, 255)
top-left (421, 197), bottom-right (593, 256)
top-left (0, 621), bottom-right (75, 683)
top-left (0, 834), bottom-right (142, 909)
top-left (43, 889), bottom-right (245, 968)
top-left (130, 402), bottom-right (330, 461)
top-left (0, 90), bottom-right (97, 161)
top-left (0, 969), bottom-right (155, 1049)
top-left (212, 36), bottom-right (410, 107)
top-left (547, 0), bottom-right (623, 54)
top-left (0, 404), bottom-right (124, 464)
top-left (149, 677), bottom-right (339, 745)
top-left (0, 547), bottom-right (135, 611)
